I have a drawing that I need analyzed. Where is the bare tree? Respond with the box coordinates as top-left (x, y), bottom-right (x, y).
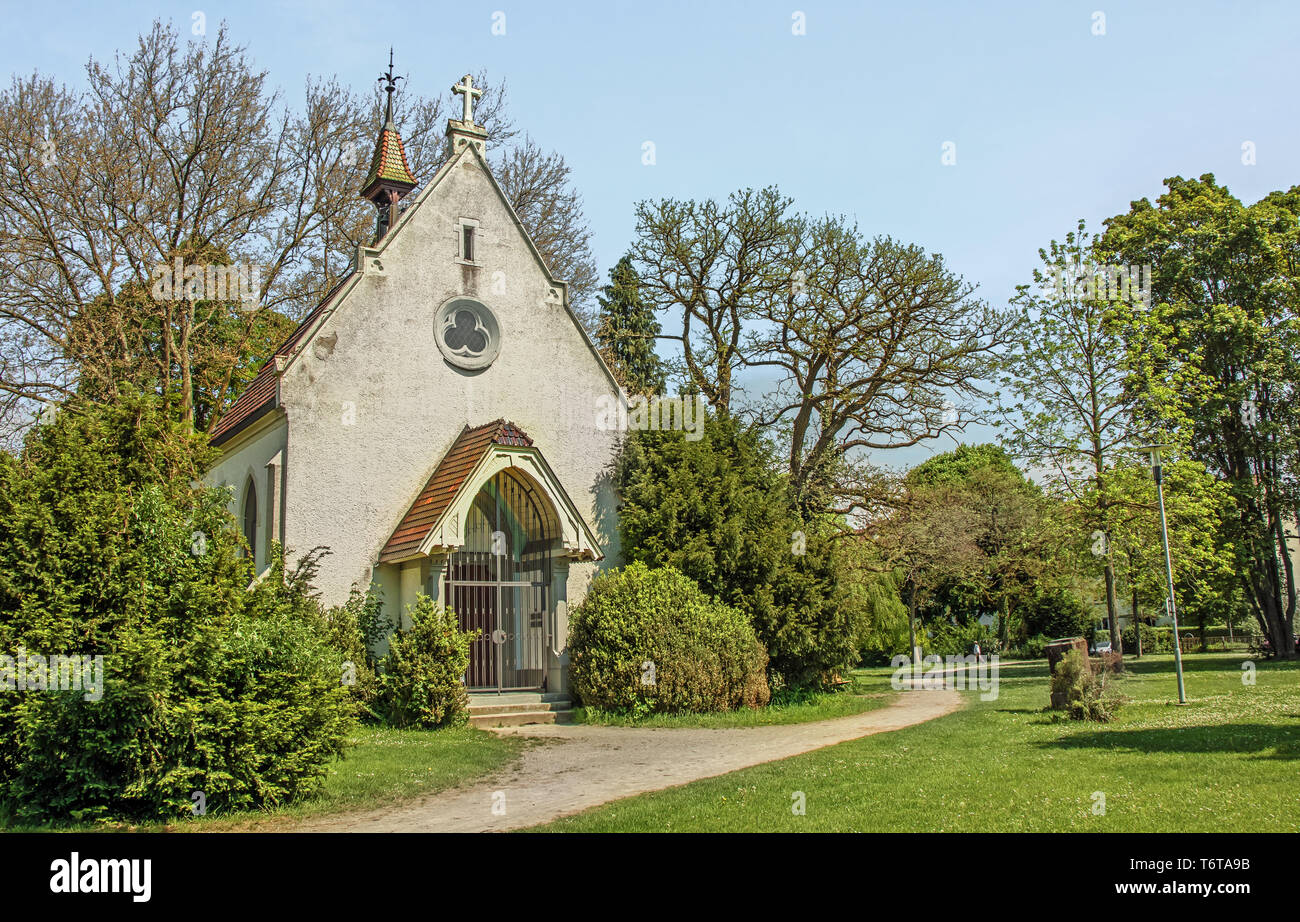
top-left (861, 476), bottom-right (986, 661)
top-left (632, 186), bottom-right (795, 412)
top-left (749, 215), bottom-right (1016, 511)
top-left (631, 192), bottom-right (1012, 513)
top-left (0, 23), bottom-right (320, 434)
top-left (495, 135), bottom-right (598, 325)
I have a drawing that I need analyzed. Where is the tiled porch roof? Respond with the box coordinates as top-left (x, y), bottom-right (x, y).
top-left (379, 420), bottom-right (533, 564)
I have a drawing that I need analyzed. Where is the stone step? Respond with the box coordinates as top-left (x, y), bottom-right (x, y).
top-left (467, 698), bottom-right (572, 716)
top-left (469, 708), bottom-right (574, 729)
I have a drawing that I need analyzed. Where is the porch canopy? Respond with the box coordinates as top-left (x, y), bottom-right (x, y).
top-left (378, 419), bottom-right (602, 565)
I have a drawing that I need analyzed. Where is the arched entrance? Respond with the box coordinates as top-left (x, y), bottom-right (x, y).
top-left (445, 469), bottom-right (556, 691)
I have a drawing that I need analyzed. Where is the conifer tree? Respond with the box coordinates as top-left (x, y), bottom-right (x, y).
top-left (595, 255), bottom-right (666, 395)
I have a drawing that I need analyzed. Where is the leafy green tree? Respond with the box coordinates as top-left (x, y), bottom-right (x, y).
top-left (1099, 461), bottom-right (1239, 651)
top-left (594, 255), bottom-right (666, 396)
top-left (1022, 587), bottom-right (1090, 640)
top-left (997, 220), bottom-right (1143, 655)
top-left (1098, 175), bottom-right (1299, 657)
top-left (614, 413), bottom-right (863, 687)
top-left (906, 443), bottom-right (1024, 488)
top-left (903, 445), bottom-right (1066, 648)
top-left (846, 565), bottom-right (912, 662)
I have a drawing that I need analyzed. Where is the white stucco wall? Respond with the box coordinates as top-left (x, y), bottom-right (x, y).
top-left (205, 413), bottom-right (288, 573)
top-left (270, 142), bottom-right (623, 614)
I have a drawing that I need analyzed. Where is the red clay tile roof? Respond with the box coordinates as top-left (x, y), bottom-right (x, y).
top-left (209, 275), bottom-right (353, 445)
top-left (208, 364), bottom-right (278, 444)
top-left (379, 420), bottom-right (533, 563)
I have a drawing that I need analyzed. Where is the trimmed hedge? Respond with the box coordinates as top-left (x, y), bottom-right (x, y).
top-left (568, 563), bottom-right (770, 716)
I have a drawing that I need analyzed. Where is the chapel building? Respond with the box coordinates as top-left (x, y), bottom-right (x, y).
top-left (206, 64), bottom-right (624, 695)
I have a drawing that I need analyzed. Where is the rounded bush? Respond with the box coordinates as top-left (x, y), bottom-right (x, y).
top-left (568, 562), bottom-right (770, 715)
top-left (376, 596), bottom-right (472, 729)
top-left (1024, 588), bottom-right (1089, 640)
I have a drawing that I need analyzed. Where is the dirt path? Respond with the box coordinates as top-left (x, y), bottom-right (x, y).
top-left (294, 689), bottom-right (963, 833)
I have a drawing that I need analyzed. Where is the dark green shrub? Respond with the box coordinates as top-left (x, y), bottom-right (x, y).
top-left (615, 413), bottom-right (864, 687)
top-left (0, 396), bottom-right (354, 823)
top-left (568, 562), bottom-right (770, 716)
top-left (1009, 634), bottom-right (1049, 659)
top-left (924, 618), bottom-right (993, 657)
top-left (320, 583), bottom-right (389, 718)
top-left (376, 596), bottom-right (473, 729)
top-left (1050, 648), bottom-right (1126, 722)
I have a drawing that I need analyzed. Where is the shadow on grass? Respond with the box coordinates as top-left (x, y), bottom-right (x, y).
top-left (1119, 653), bottom-right (1255, 676)
top-left (1043, 723), bottom-right (1300, 760)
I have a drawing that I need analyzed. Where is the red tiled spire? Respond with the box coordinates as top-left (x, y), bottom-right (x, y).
top-left (360, 110), bottom-right (417, 198)
top-left (361, 50), bottom-right (417, 234)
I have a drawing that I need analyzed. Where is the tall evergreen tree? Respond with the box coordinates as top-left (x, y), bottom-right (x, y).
top-left (595, 255), bottom-right (666, 395)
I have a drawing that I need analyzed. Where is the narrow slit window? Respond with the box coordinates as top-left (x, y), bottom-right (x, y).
top-left (462, 224), bottom-right (475, 262)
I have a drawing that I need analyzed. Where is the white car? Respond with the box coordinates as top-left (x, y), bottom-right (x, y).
top-left (1093, 640), bottom-right (1113, 653)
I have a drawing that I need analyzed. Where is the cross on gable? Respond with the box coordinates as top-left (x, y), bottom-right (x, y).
top-left (452, 74), bottom-right (483, 125)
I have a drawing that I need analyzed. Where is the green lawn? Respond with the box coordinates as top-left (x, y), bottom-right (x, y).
top-left (3, 724), bottom-right (524, 832)
top-left (572, 680), bottom-right (895, 729)
top-left (531, 653), bottom-right (1300, 832)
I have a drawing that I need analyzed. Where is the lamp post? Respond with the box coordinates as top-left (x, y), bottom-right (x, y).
top-left (1138, 444), bottom-right (1187, 704)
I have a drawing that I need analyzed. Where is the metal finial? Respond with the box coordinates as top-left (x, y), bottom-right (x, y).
top-left (378, 49), bottom-right (405, 123)
top-left (378, 48), bottom-right (405, 94)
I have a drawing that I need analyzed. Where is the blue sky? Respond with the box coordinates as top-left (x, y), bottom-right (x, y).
top-left (2, 0), bottom-right (1297, 465)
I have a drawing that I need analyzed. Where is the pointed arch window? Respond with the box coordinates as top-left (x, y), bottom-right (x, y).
top-left (243, 478), bottom-right (258, 561)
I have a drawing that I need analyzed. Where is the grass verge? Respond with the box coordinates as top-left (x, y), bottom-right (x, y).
top-left (2, 724), bottom-right (523, 832)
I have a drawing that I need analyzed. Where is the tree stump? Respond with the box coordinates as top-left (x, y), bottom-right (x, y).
top-left (1045, 637), bottom-right (1089, 709)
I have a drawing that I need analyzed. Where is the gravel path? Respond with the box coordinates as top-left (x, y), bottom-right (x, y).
top-left (295, 689), bottom-right (963, 833)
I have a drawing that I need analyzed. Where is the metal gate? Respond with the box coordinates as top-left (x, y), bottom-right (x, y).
top-left (446, 471), bottom-right (552, 692)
